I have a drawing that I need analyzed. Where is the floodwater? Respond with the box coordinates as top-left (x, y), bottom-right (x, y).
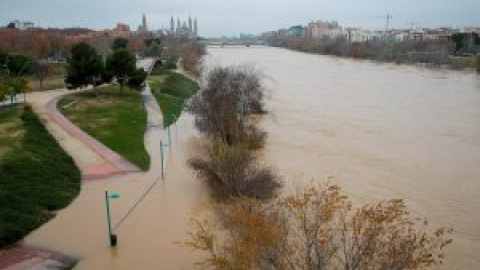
top-left (25, 88), bottom-right (210, 269)
top-left (205, 46), bottom-right (480, 270)
top-left (24, 46), bottom-right (480, 270)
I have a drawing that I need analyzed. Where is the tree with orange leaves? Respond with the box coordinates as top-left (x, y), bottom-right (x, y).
top-left (186, 183), bottom-right (452, 270)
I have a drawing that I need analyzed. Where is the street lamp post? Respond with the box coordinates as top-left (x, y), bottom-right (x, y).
top-left (160, 141), bottom-right (165, 179)
top-left (168, 125), bottom-right (172, 145)
top-left (9, 87), bottom-right (15, 105)
top-left (105, 191), bottom-right (121, 247)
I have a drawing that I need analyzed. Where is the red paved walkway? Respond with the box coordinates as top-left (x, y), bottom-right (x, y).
top-left (46, 95), bottom-right (141, 180)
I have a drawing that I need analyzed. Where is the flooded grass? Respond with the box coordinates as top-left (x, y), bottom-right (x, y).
top-left (58, 86), bottom-right (149, 170)
top-left (0, 105), bottom-right (81, 247)
top-left (148, 72), bottom-right (199, 127)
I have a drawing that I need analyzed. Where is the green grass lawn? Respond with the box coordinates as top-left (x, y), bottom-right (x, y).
top-left (58, 86), bottom-right (149, 170)
top-left (148, 72), bottom-right (199, 127)
top-left (0, 105), bottom-right (81, 247)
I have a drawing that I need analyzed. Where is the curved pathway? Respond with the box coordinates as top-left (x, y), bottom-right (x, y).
top-left (46, 95), bottom-right (140, 180)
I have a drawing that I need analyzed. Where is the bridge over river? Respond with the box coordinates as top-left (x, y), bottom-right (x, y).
top-left (201, 38), bottom-right (267, 46)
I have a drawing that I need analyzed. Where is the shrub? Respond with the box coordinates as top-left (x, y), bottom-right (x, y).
top-left (188, 143), bottom-right (280, 200)
top-left (127, 68), bottom-right (147, 89)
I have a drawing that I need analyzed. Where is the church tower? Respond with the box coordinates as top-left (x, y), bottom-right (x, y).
top-left (142, 14), bottom-right (147, 31)
top-left (170, 17), bottom-right (174, 33)
top-left (194, 18), bottom-right (198, 36)
top-left (188, 16), bottom-right (192, 32)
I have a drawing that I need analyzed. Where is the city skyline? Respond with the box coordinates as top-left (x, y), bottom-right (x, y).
top-left (1, 0), bottom-right (479, 37)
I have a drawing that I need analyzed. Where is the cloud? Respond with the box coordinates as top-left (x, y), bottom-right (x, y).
top-left (1, 0), bottom-right (478, 36)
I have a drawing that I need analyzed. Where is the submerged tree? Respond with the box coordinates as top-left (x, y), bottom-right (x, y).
top-left (188, 66), bottom-right (266, 146)
top-left (186, 183), bottom-right (453, 270)
top-left (189, 142), bottom-right (280, 200)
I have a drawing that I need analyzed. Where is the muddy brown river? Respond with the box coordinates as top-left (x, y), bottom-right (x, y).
top-left (26, 46), bottom-right (480, 269)
top-left (205, 46), bottom-right (480, 270)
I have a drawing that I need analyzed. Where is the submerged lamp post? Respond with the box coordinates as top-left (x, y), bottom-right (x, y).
top-left (105, 191), bottom-right (121, 247)
top-left (160, 140), bottom-right (165, 179)
top-left (167, 125), bottom-right (172, 145)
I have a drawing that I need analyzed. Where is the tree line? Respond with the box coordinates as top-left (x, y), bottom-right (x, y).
top-left (187, 66), bottom-right (280, 200)
top-left (64, 39), bottom-right (146, 92)
top-left (265, 35), bottom-right (480, 70)
top-left (0, 51), bottom-right (33, 102)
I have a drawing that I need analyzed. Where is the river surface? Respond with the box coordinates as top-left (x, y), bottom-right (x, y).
top-left (25, 46), bottom-right (480, 270)
top-left (205, 46), bottom-right (480, 270)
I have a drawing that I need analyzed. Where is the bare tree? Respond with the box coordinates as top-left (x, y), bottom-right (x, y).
top-left (33, 61), bottom-right (50, 91)
top-left (188, 66), bottom-right (266, 146)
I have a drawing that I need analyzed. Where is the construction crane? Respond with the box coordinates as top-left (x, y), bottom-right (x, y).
top-left (378, 14), bottom-right (392, 34)
top-left (376, 14), bottom-right (392, 41)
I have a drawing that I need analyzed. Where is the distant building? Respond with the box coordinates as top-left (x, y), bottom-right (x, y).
top-left (110, 23), bottom-right (130, 38)
top-left (346, 28), bottom-right (379, 42)
top-left (142, 14), bottom-right (147, 31)
top-left (194, 18), bottom-right (198, 36)
top-left (405, 28), bottom-right (454, 41)
top-left (239, 33), bottom-right (256, 39)
top-left (459, 27), bottom-right (480, 35)
top-left (6, 20), bottom-right (34, 30)
top-left (307, 20), bottom-right (347, 40)
top-left (137, 14), bottom-right (148, 32)
top-left (287, 25), bottom-right (306, 38)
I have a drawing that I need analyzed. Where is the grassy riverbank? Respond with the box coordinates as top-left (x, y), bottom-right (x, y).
top-left (58, 86), bottom-right (149, 170)
top-left (148, 71), bottom-right (199, 127)
top-left (0, 105), bottom-right (81, 247)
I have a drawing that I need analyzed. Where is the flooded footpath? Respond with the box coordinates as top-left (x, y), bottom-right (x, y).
top-left (24, 87), bottom-right (210, 270)
top-left (205, 46), bottom-right (480, 270)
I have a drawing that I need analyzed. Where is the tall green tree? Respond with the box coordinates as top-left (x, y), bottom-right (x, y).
top-left (105, 48), bottom-right (136, 90)
top-left (142, 38), bottom-right (163, 58)
top-left (65, 42), bottom-right (103, 89)
top-left (0, 77), bottom-right (31, 103)
top-left (451, 32), bottom-right (480, 54)
top-left (0, 53), bottom-right (32, 76)
top-left (127, 68), bottom-right (147, 89)
top-left (112, 37), bottom-right (129, 50)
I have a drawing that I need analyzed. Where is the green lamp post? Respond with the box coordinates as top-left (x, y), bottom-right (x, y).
top-left (105, 191), bottom-right (121, 247)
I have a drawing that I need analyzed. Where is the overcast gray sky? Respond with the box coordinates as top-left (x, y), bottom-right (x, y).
top-left (1, 0), bottom-right (479, 37)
